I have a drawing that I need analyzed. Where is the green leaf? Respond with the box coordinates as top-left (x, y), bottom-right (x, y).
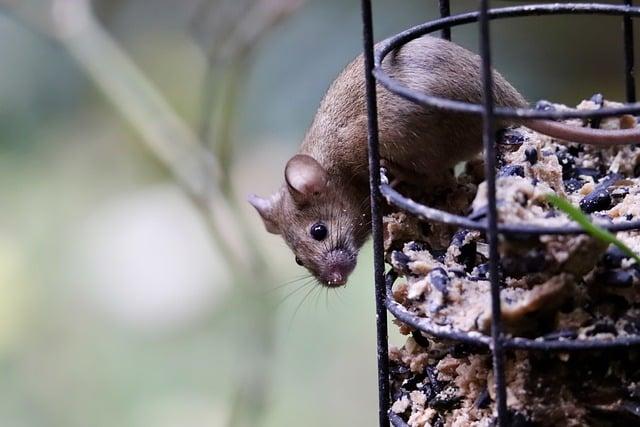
top-left (546, 193), bottom-right (640, 264)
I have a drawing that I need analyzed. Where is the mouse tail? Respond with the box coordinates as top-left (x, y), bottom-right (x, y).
top-left (524, 119), bottom-right (640, 146)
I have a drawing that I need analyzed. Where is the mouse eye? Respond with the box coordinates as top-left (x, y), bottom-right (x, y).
top-left (310, 223), bottom-right (328, 241)
top-left (295, 256), bottom-right (304, 266)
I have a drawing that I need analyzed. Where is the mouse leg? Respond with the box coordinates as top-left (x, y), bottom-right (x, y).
top-left (380, 159), bottom-right (411, 188)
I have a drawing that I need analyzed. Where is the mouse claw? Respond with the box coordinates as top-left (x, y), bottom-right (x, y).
top-left (380, 168), bottom-right (389, 185)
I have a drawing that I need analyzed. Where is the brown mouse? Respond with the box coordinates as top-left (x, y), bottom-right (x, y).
top-left (249, 35), bottom-right (640, 287)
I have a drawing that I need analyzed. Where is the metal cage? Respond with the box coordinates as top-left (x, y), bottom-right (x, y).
top-left (359, 1), bottom-right (640, 426)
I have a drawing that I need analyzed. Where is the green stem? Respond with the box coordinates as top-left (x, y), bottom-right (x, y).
top-left (546, 193), bottom-right (640, 264)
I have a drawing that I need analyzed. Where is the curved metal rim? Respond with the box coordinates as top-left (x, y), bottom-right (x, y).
top-left (380, 181), bottom-right (640, 236)
top-left (374, 3), bottom-right (640, 120)
top-left (385, 272), bottom-right (640, 351)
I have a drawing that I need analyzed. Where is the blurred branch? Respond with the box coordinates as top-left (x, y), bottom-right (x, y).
top-left (45, 0), bottom-right (261, 272)
top-left (191, 2), bottom-right (305, 427)
top-left (195, 0), bottom-right (304, 195)
top-left (52, 0), bottom-right (219, 194)
top-left (3, 2), bottom-right (304, 427)
top-left (191, 0), bottom-right (303, 63)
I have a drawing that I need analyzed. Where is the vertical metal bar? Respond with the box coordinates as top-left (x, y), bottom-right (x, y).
top-left (624, 0), bottom-right (636, 103)
top-left (478, 1), bottom-right (508, 425)
top-left (360, 1), bottom-right (390, 426)
top-left (439, 0), bottom-right (451, 40)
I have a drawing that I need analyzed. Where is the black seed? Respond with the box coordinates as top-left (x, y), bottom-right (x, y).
top-left (611, 188), bottom-right (630, 204)
top-left (392, 250), bottom-right (411, 274)
top-left (501, 249), bottom-right (546, 277)
top-left (459, 243), bottom-right (477, 272)
top-left (497, 128), bottom-right (526, 145)
top-left (389, 360), bottom-right (410, 377)
top-left (586, 321), bottom-right (618, 336)
top-left (449, 267), bottom-right (466, 278)
top-left (451, 342), bottom-right (487, 358)
top-left (575, 167), bottom-right (602, 180)
top-left (567, 144), bottom-right (584, 157)
top-left (426, 366), bottom-right (442, 394)
top-left (451, 229), bottom-right (469, 247)
top-left (408, 241), bottom-right (430, 252)
top-left (524, 147), bottom-right (538, 165)
top-left (411, 330), bottom-right (430, 348)
top-left (498, 164), bottom-right (525, 178)
top-left (474, 388), bottom-right (491, 409)
top-left (543, 329), bottom-right (578, 341)
top-left (596, 269), bottom-right (635, 288)
top-left (474, 262), bottom-right (490, 278)
top-left (623, 316), bottom-right (640, 334)
top-left (564, 178), bottom-right (585, 193)
top-left (429, 392), bottom-right (462, 410)
top-left (579, 189), bottom-right (612, 213)
top-left (431, 249), bottom-right (446, 263)
top-left (578, 174), bottom-right (620, 213)
top-left (508, 411), bottom-right (537, 427)
top-left (451, 231), bottom-right (479, 271)
top-left (429, 268), bottom-right (450, 294)
top-left (545, 209), bottom-right (559, 218)
top-left (535, 99), bottom-right (555, 111)
top-left (598, 173), bottom-right (623, 187)
top-left (556, 150), bottom-right (576, 180)
top-left (402, 371), bottom-right (428, 393)
top-left (602, 246), bottom-right (629, 269)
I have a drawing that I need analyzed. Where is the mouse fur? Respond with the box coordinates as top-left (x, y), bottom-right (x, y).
top-left (249, 34), bottom-right (634, 287)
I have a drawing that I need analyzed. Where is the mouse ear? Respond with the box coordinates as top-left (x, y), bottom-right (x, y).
top-left (284, 154), bottom-right (328, 203)
top-left (248, 193), bottom-right (282, 234)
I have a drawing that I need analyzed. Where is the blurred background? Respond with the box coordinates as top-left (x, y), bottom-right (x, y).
top-left (0, 0), bottom-right (636, 426)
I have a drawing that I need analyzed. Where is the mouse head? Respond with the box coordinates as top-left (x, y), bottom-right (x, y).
top-left (249, 154), bottom-right (369, 287)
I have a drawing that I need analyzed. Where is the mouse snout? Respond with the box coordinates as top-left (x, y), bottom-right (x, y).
top-left (321, 249), bottom-right (356, 287)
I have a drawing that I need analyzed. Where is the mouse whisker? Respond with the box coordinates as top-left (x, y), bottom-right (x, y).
top-left (268, 274), bottom-right (312, 293)
top-left (313, 285), bottom-right (323, 310)
top-left (287, 280), bottom-right (319, 330)
top-left (277, 278), bottom-right (316, 308)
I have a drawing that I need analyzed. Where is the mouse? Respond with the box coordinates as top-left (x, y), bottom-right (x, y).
top-left (249, 34), bottom-right (640, 288)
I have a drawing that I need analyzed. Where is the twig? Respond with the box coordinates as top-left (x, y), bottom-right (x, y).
top-left (49, 0), bottom-right (256, 270)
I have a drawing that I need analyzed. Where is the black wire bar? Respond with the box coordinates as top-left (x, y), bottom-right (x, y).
top-left (374, 3), bottom-right (640, 121)
top-left (385, 271), bottom-right (640, 351)
top-left (361, 1), bottom-right (640, 426)
top-left (380, 179), bottom-right (640, 236)
top-left (624, 0), bottom-right (637, 102)
top-left (477, 0), bottom-right (509, 422)
top-left (439, 0), bottom-right (451, 40)
top-left (360, 0), bottom-right (390, 425)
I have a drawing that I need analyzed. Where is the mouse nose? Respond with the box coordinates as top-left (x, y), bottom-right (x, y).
top-left (327, 270), bottom-right (348, 287)
top-left (323, 249), bottom-right (356, 287)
